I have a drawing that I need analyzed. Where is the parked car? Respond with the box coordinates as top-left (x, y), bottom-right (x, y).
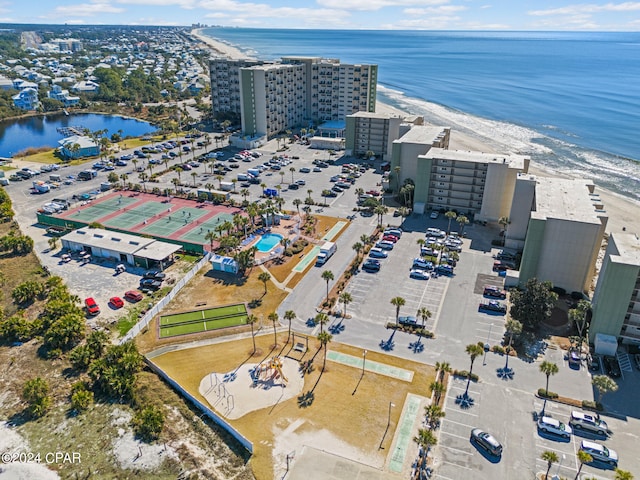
top-left (430, 211), bottom-right (439, 219)
top-left (369, 247), bottom-right (388, 259)
top-left (409, 269), bottom-right (430, 280)
top-left (84, 297), bottom-right (100, 316)
top-left (362, 259), bottom-right (381, 272)
top-left (384, 228), bottom-right (402, 238)
top-left (143, 271), bottom-right (166, 280)
top-left (181, 164), bottom-right (192, 171)
top-left (375, 240), bottom-right (394, 250)
top-left (299, 167), bottom-right (311, 173)
top-left (483, 285), bottom-right (507, 299)
top-left (569, 411), bottom-right (610, 436)
top-left (634, 353), bottom-right (640, 370)
top-left (470, 429), bottom-right (503, 456)
top-left (382, 234), bottom-right (399, 243)
top-left (568, 349), bottom-right (581, 365)
top-left (109, 297), bottom-right (124, 309)
top-left (579, 440), bottom-right (618, 467)
top-left (537, 416), bottom-right (573, 439)
top-left (398, 316), bottom-right (418, 326)
top-left (124, 290), bottom-right (144, 302)
top-left (412, 258), bottom-right (433, 270)
top-left (288, 183), bottom-right (299, 190)
top-left (603, 356), bottom-right (621, 378)
top-left (435, 264), bottom-right (454, 276)
top-left (139, 278), bottom-right (162, 290)
top-left (478, 300), bottom-right (507, 314)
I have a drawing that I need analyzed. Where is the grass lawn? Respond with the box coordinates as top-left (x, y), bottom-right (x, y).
top-left (160, 303), bottom-right (247, 326)
top-left (150, 335), bottom-right (435, 480)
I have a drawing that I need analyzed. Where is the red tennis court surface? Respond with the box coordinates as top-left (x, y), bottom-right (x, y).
top-left (56, 191), bottom-right (244, 249)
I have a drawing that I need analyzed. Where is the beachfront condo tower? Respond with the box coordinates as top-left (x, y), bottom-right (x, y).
top-left (209, 57), bottom-right (377, 139)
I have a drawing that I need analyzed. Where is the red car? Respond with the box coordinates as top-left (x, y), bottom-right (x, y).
top-left (124, 290), bottom-right (143, 302)
top-left (109, 296), bottom-right (124, 309)
top-left (367, 190), bottom-right (381, 196)
top-left (84, 297), bottom-right (100, 315)
top-left (382, 234), bottom-right (399, 243)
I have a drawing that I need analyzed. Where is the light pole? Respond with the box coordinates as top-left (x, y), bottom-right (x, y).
top-left (555, 453), bottom-right (566, 478)
top-left (362, 349), bottom-right (367, 376)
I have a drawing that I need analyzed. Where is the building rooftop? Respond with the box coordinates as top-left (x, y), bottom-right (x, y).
top-left (530, 176), bottom-right (605, 225)
top-left (397, 126), bottom-right (450, 146)
top-left (350, 111), bottom-right (402, 120)
top-left (423, 147), bottom-right (528, 168)
top-left (610, 233), bottom-right (640, 267)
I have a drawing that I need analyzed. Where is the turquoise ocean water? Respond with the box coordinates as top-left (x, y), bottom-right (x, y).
top-left (201, 28), bottom-right (640, 202)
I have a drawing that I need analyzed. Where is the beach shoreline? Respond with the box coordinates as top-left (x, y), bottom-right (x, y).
top-left (192, 28), bottom-right (639, 236)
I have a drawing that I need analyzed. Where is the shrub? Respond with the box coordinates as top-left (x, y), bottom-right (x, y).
top-left (492, 345), bottom-right (505, 355)
top-left (538, 388), bottom-right (559, 399)
top-left (71, 382), bottom-right (93, 412)
top-left (22, 377), bottom-right (51, 418)
top-left (581, 400), bottom-right (603, 411)
top-left (132, 405), bottom-right (165, 442)
top-left (453, 370), bottom-right (479, 382)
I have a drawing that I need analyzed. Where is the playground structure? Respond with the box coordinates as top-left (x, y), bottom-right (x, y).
top-left (251, 356), bottom-right (288, 386)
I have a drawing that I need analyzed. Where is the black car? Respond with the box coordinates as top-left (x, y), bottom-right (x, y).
top-left (362, 259), bottom-right (381, 272)
top-left (143, 271), bottom-right (166, 280)
top-left (478, 300), bottom-right (507, 314)
top-left (398, 316), bottom-right (418, 326)
top-left (139, 278), bottom-right (162, 290)
top-left (603, 356), bottom-right (622, 378)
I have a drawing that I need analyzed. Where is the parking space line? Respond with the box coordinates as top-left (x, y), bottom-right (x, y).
top-left (433, 473), bottom-right (456, 480)
top-left (442, 418), bottom-right (475, 428)
top-left (438, 430), bottom-right (470, 441)
top-left (438, 446), bottom-right (473, 457)
top-left (444, 407), bottom-right (478, 417)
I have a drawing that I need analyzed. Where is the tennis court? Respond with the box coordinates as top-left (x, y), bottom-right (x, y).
top-left (179, 212), bottom-right (235, 244)
top-left (159, 303), bottom-right (248, 338)
top-left (140, 206), bottom-right (207, 236)
top-left (104, 201), bottom-right (173, 229)
top-left (66, 196), bottom-right (139, 223)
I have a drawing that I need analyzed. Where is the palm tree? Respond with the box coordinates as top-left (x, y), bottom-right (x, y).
top-left (416, 238), bottom-right (426, 254)
top-left (393, 166), bottom-right (401, 193)
top-left (539, 361), bottom-right (559, 397)
top-left (246, 314), bottom-right (258, 354)
top-left (315, 312), bottom-right (329, 333)
top-left (498, 216), bottom-right (510, 245)
top-left (352, 241), bottom-right (363, 261)
top-left (258, 271), bottom-right (271, 295)
top-left (171, 177), bottom-right (180, 194)
top-left (284, 310), bottom-right (296, 343)
top-left (289, 167), bottom-right (296, 183)
top-left (307, 189), bottom-right (313, 201)
top-left (456, 214), bottom-right (469, 236)
top-left (413, 428), bottom-right (437, 452)
top-left (504, 319), bottom-right (522, 369)
top-left (191, 171), bottom-right (197, 187)
top-left (374, 204), bottom-right (388, 226)
top-left (417, 307), bottom-right (431, 329)
top-left (279, 171), bottom-right (285, 184)
top-left (430, 380), bottom-right (446, 405)
top-left (292, 198), bottom-right (302, 218)
top-left (424, 403), bottom-right (445, 429)
top-left (268, 312), bottom-right (279, 346)
top-left (465, 342), bottom-right (484, 394)
top-left (317, 331), bottom-right (333, 372)
top-left (575, 450), bottom-right (593, 479)
top-left (592, 374), bottom-right (619, 405)
top-left (339, 292), bottom-right (352, 320)
top-left (390, 296), bottom-right (406, 325)
top-left (541, 450), bottom-right (559, 480)
top-left (360, 233), bottom-right (370, 246)
top-left (321, 270), bottom-right (334, 305)
top-left (445, 210), bottom-right (457, 234)
top-left (435, 361), bottom-right (451, 383)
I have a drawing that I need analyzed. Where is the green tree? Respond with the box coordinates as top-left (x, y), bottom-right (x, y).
top-left (568, 299), bottom-right (591, 348)
top-left (71, 381), bottom-right (94, 412)
top-left (509, 278), bottom-right (558, 329)
top-left (132, 405), bottom-right (165, 442)
top-left (315, 312), bottom-right (329, 333)
top-left (44, 313), bottom-right (85, 351)
top-left (417, 306), bottom-right (432, 329)
top-left (258, 271), bottom-right (271, 295)
top-left (456, 214), bottom-right (469, 236)
top-left (390, 296), bottom-right (406, 325)
top-left (339, 292), bottom-right (353, 320)
top-left (11, 280), bottom-right (44, 305)
top-left (466, 342), bottom-right (484, 380)
top-left (540, 361), bottom-right (559, 399)
top-left (414, 428), bottom-right (438, 451)
top-left (575, 450), bottom-right (593, 479)
top-left (88, 341), bottom-right (143, 400)
top-left (317, 331), bottom-right (333, 372)
top-left (435, 361), bottom-right (451, 383)
top-left (246, 314), bottom-right (258, 354)
top-left (424, 403), bottom-right (445, 429)
top-left (614, 468), bottom-right (634, 480)
top-left (22, 377), bottom-right (51, 418)
top-left (284, 310), bottom-right (296, 343)
top-left (445, 210), bottom-right (457, 234)
top-left (268, 311), bottom-right (279, 346)
top-left (592, 374), bottom-right (618, 405)
top-left (541, 450), bottom-right (559, 480)
top-left (504, 318), bottom-right (522, 369)
top-left (321, 270), bottom-right (334, 304)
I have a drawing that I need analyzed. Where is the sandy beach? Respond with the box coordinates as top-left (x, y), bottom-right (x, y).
top-left (193, 29), bottom-right (639, 237)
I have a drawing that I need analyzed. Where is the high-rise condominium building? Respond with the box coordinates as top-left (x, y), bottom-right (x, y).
top-left (209, 57), bottom-right (377, 138)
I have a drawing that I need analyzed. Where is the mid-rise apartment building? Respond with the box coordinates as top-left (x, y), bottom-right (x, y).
top-left (590, 233), bottom-right (640, 343)
top-left (345, 112), bottom-right (405, 160)
top-left (209, 57), bottom-right (377, 139)
top-left (510, 176), bottom-right (607, 294)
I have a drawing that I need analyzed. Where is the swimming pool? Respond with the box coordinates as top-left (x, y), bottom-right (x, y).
top-left (255, 233), bottom-right (283, 252)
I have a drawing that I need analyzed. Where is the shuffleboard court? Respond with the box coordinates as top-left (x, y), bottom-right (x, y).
top-left (159, 312), bottom-right (248, 338)
top-left (160, 303), bottom-right (246, 327)
top-left (103, 201), bottom-right (174, 229)
top-left (179, 212), bottom-right (235, 244)
top-left (66, 196), bottom-right (139, 223)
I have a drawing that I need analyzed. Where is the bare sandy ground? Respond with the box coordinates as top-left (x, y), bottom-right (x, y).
top-left (198, 357), bottom-right (304, 420)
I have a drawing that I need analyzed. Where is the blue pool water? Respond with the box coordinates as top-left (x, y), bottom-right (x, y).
top-left (255, 233), bottom-right (283, 252)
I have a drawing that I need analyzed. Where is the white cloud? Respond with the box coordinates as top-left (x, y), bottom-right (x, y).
top-left (404, 5), bottom-right (466, 15)
top-left (115, 0), bottom-right (196, 6)
top-left (317, 0), bottom-right (446, 11)
top-left (529, 2), bottom-right (640, 16)
top-left (53, 2), bottom-right (125, 17)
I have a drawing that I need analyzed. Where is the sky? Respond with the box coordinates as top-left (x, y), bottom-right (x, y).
top-left (1, 0), bottom-right (640, 30)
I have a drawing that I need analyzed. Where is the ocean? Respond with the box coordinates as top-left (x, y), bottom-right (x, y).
top-left (200, 28), bottom-right (640, 202)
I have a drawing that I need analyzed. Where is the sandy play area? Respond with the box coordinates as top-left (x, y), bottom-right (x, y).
top-left (198, 357), bottom-right (304, 420)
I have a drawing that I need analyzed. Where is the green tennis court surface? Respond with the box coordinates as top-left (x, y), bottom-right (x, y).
top-left (66, 196), bottom-right (138, 223)
top-left (159, 303), bottom-right (247, 338)
top-left (179, 212), bottom-right (235, 243)
top-left (103, 201), bottom-right (173, 229)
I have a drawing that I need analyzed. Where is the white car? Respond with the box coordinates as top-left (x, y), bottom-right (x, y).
top-left (569, 411), bottom-right (610, 436)
top-left (369, 247), bottom-right (388, 259)
top-left (409, 269), bottom-right (430, 280)
top-left (537, 416), bottom-right (572, 439)
top-left (430, 211), bottom-right (439, 219)
top-left (580, 440), bottom-right (618, 466)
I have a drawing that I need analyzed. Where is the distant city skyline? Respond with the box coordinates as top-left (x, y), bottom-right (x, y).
top-left (1, 0), bottom-right (640, 31)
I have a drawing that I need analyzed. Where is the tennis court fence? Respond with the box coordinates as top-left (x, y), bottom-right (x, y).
top-left (120, 251), bottom-right (213, 344)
